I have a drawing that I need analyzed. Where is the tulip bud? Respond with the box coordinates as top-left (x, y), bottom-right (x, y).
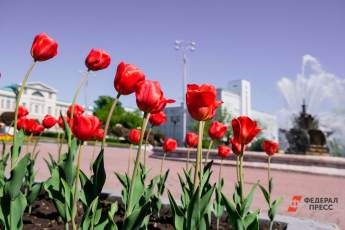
top-left (218, 145), bottom-right (231, 158)
top-left (149, 111), bottom-right (167, 127)
top-left (31, 33), bottom-right (58, 62)
top-left (163, 138), bottom-right (177, 153)
top-left (128, 129), bottom-right (141, 145)
top-left (114, 62), bottom-right (145, 95)
top-left (262, 140), bottom-right (279, 156)
top-left (208, 121), bottom-right (227, 140)
top-left (85, 49), bottom-right (111, 71)
top-left (185, 132), bottom-right (198, 148)
top-left (42, 115), bottom-right (57, 129)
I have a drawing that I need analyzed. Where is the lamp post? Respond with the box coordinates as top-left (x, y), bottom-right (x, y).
top-left (174, 40), bottom-right (196, 143)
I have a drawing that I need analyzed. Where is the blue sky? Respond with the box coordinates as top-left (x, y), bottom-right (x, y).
top-left (0, 0), bottom-right (344, 114)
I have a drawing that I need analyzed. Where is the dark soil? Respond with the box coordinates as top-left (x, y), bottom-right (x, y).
top-left (22, 193), bottom-right (287, 230)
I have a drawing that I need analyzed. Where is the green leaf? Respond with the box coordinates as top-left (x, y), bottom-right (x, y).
top-left (269, 178), bottom-right (273, 194)
top-left (11, 129), bottom-right (25, 165)
top-left (168, 190), bottom-right (184, 230)
top-left (243, 209), bottom-right (260, 228)
top-left (269, 197), bottom-right (283, 221)
top-left (9, 193), bottom-right (27, 230)
top-left (122, 201), bottom-right (151, 230)
top-left (258, 183), bottom-right (270, 205)
top-left (221, 192), bottom-right (241, 229)
top-left (27, 183), bottom-right (42, 204)
top-left (92, 149), bottom-right (106, 194)
top-left (241, 183), bottom-right (257, 216)
top-left (5, 154), bottom-right (30, 199)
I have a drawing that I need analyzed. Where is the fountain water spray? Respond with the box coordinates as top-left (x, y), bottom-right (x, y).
top-left (277, 54), bottom-right (345, 156)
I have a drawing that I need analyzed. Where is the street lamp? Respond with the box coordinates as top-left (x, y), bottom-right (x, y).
top-left (174, 40), bottom-right (196, 142)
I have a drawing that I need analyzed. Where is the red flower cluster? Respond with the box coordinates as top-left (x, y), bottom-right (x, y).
top-left (163, 138), bottom-right (177, 153)
top-left (31, 33), bottom-right (58, 62)
top-left (17, 106), bottom-right (47, 135)
top-left (208, 121), bottom-right (227, 140)
top-left (114, 62), bottom-right (146, 95)
top-left (262, 140), bottom-right (279, 156)
top-left (185, 132), bottom-right (198, 148)
top-left (186, 84), bottom-right (222, 121)
top-left (85, 49), bottom-right (111, 71)
top-left (218, 145), bottom-right (231, 158)
top-left (128, 129), bottom-right (141, 145)
top-left (149, 111), bottom-right (166, 127)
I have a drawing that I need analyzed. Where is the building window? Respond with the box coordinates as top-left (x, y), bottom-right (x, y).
top-left (1, 99), bottom-right (4, 108)
top-left (35, 104), bottom-right (39, 113)
top-left (6, 99), bottom-right (10, 109)
top-left (32, 91), bottom-right (44, 97)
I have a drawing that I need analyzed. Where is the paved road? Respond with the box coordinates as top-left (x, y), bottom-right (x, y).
top-left (31, 142), bottom-right (345, 229)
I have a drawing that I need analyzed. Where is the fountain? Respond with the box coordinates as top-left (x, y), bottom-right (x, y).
top-left (277, 55), bottom-right (345, 156)
top-left (283, 100), bottom-right (329, 155)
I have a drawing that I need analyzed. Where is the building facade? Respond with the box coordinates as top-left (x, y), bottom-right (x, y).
top-left (156, 80), bottom-right (278, 145)
top-left (0, 82), bottom-right (92, 124)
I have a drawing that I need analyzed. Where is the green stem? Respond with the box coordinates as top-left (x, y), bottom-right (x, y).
top-left (239, 145), bottom-right (245, 203)
top-left (101, 93), bottom-right (121, 149)
top-left (72, 144), bottom-right (84, 230)
top-left (160, 152), bottom-right (166, 175)
top-left (236, 156), bottom-right (239, 182)
top-left (90, 140), bottom-right (98, 171)
top-left (125, 112), bottom-right (150, 217)
top-left (12, 61), bottom-right (37, 169)
top-left (65, 222), bottom-right (69, 230)
top-left (205, 140), bottom-right (213, 165)
top-left (68, 71), bottom-right (89, 146)
top-left (143, 127), bottom-right (152, 168)
top-left (193, 121), bottom-right (204, 191)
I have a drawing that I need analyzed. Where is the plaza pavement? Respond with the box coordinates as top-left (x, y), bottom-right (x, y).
top-left (30, 142), bottom-right (345, 229)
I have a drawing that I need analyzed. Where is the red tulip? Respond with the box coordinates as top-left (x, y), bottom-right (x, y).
top-left (85, 49), bottom-right (111, 71)
top-left (218, 145), bottom-right (231, 158)
top-left (262, 140), bottom-right (279, 156)
top-left (231, 116), bottom-right (261, 145)
top-left (31, 33), bottom-right (58, 62)
top-left (22, 118), bottom-right (37, 133)
top-left (67, 104), bottom-right (85, 118)
top-left (135, 80), bottom-right (174, 113)
top-left (163, 138), bottom-right (177, 153)
top-left (229, 138), bottom-right (246, 156)
top-left (149, 111), bottom-right (166, 126)
top-left (18, 105), bottom-right (29, 118)
top-left (186, 84), bottom-right (222, 121)
top-left (114, 62), bottom-right (146, 95)
top-left (72, 115), bottom-right (101, 141)
top-left (185, 132), bottom-right (198, 148)
top-left (42, 115), bottom-right (56, 129)
top-left (94, 128), bottom-right (105, 141)
top-left (128, 129), bottom-right (141, 145)
top-left (208, 121), bottom-right (227, 140)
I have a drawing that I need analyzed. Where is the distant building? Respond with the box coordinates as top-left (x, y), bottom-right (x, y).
top-left (0, 82), bottom-right (92, 123)
top-left (156, 80), bottom-right (278, 145)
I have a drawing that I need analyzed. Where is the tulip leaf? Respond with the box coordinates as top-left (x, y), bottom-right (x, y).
top-left (27, 183), bottom-right (42, 205)
top-left (269, 197), bottom-right (283, 221)
top-left (5, 153), bottom-right (30, 199)
top-left (122, 201), bottom-right (151, 230)
top-left (241, 183), bottom-right (257, 216)
top-left (168, 190), bottom-right (184, 230)
top-left (258, 183), bottom-right (270, 205)
top-left (92, 149), bottom-right (106, 194)
top-left (221, 192), bottom-right (241, 228)
top-left (243, 209), bottom-right (260, 228)
top-left (11, 129), bottom-right (25, 166)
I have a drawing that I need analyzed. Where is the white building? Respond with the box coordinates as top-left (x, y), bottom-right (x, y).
top-left (156, 80), bottom-right (278, 145)
top-left (0, 82), bottom-right (92, 124)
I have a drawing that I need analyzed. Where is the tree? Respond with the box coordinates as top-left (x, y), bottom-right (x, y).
top-left (93, 95), bottom-right (143, 130)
